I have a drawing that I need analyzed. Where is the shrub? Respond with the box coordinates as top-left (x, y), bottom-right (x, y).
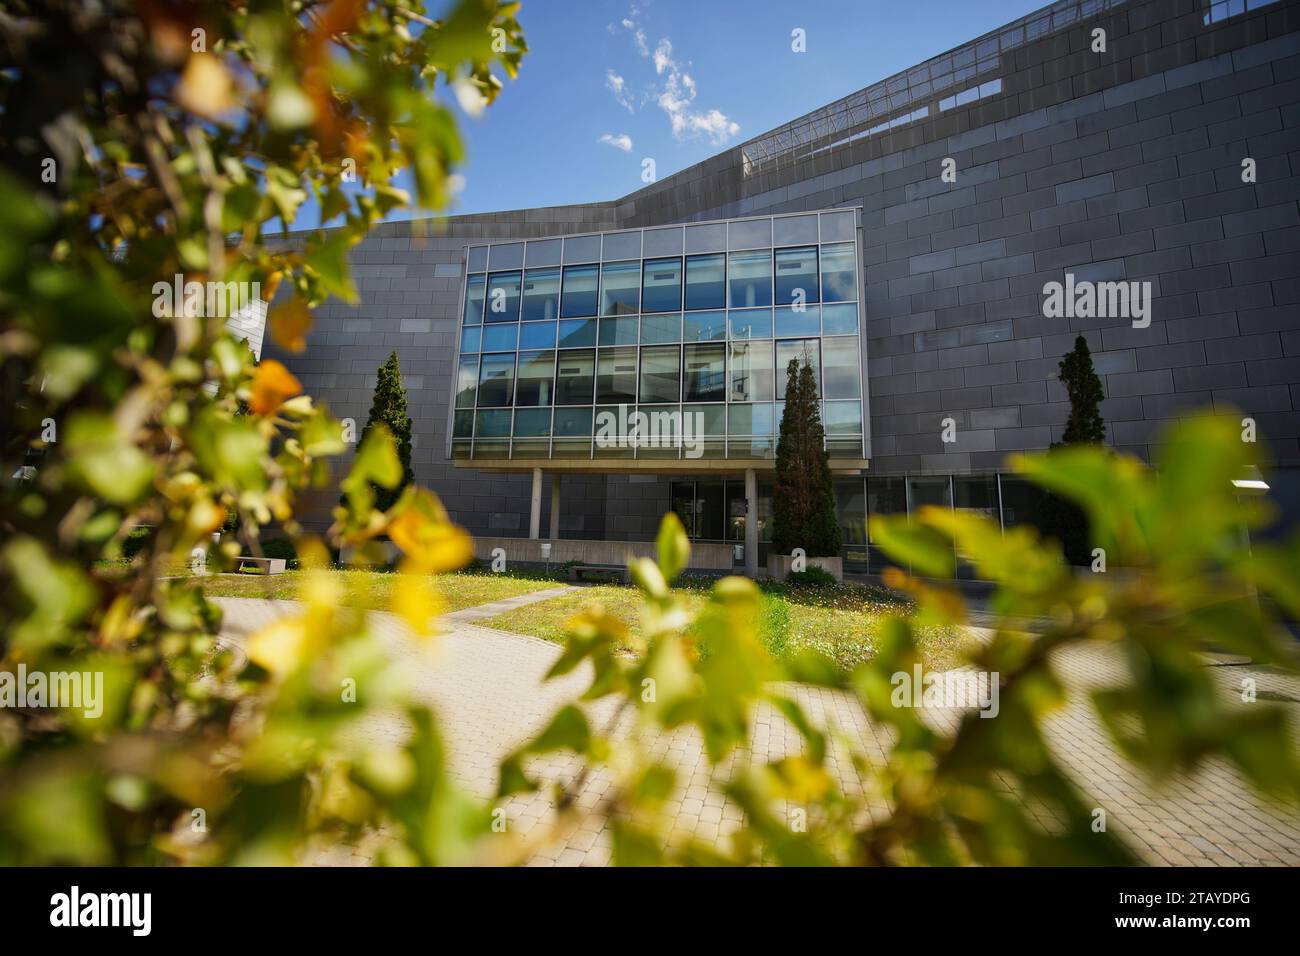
top-left (257, 538), bottom-right (299, 568)
top-left (783, 566), bottom-right (840, 589)
top-left (122, 526), bottom-right (153, 560)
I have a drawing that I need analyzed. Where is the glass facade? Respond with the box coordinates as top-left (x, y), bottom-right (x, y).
top-left (453, 211), bottom-right (863, 461)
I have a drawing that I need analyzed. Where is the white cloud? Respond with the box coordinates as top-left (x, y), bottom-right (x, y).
top-left (598, 133), bottom-right (634, 152)
top-left (622, 18), bottom-right (649, 57)
top-left (652, 38), bottom-right (673, 75)
top-left (617, 10), bottom-right (740, 146)
top-left (606, 70), bottom-right (634, 112)
top-left (654, 64), bottom-right (739, 145)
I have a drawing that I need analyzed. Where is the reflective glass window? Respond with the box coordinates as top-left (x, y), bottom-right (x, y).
top-left (683, 403), bottom-right (726, 435)
top-left (822, 337), bottom-right (862, 399)
top-left (562, 234), bottom-right (601, 264)
top-left (481, 323), bottom-right (518, 352)
top-left (685, 254), bottom-right (726, 310)
top-left (775, 339), bottom-right (820, 399)
top-left (775, 246), bottom-right (819, 305)
top-left (453, 409), bottom-right (474, 438)
top-left (525, 238), bottom-right (561, 267)
top-left (513, 407), bottom-right (553, 437)
top-left (773, 214), bottom-right (818, 246)
top-left (823, 401), bottom-right (863, 434)
top-left (459, 327), bottom-right (481, 353)
top-left (555, 349), bottom-right (594, 405)
top-left (515, 351), bottom-right (555, 407)
top-left (728, 308), bottom-right (772, 339)
top-left (643, 226), bottom-right (684, 256)
top-left (728, 341), bottom-right (774, 402)
top-left (553, 406), bottom-right (593, 437)
top-left (560, 265), bottom-right (598, 317)
top-left (684, 310), bottom-right (727, 342)
top-left (685, 222), bottom-right (726, 253)
top-left (485, 271), bottom-right (521, 321)
top-left (487, 242), bottom-right (523, 270)
top-left (557, 318), bottom-right (596, 348)
top-left (455, 357), bottom-right (478, 408)
top-left (728, 249), bottom-right (772, 308)
top-left (728, 403), bottom-right (775, 435)
top-left (477, 353), bottom-right (515, 407)
top-left (597, 347), bottom-right (638, 404)
top-left (463, 274), bottom-right (485, 324)
top-left (474, 409), bottom-right (512, 438)
top-left (602, 231), bottom-right (641, 260)
top-left (639, 346), bottom-right (681, 403)
top-left (774, 305), bottom-right (820, 338)
top-left (520, 321), bottom-right (557, 350)
top-left (642, 257), bottom-right (683, 313)
top-left (521, 268), bottom-right (560, 321)
top-left (640, 313), bottom-right (681, 344)
top-left (683, 343), bottom-right (726, 402)
top-left (820, 210), bottom-right (856, 241)
top-left (600, 261), bottom-right (641, 315)
top-left (820, 242), bottom-right (857, 302)
top-left (599, 316), bottom-right (638, 346)
top-left (728, 218), bottom-right (772, 250)
top-left (821, 302), bottom-right (859, 335)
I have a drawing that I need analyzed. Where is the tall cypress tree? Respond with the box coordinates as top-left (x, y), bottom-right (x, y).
top-left (359, 351), bottom-right (414, 512)
top-left (1059, 334), bottom-right (1106, 444)
top-left (1043, 335), bottom-right (1105, 564)
top-left (772, 356), bottom-right (841, 556)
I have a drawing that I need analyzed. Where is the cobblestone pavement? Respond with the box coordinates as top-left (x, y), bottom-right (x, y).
top-left (214, 595), bottom-right (1300, 867)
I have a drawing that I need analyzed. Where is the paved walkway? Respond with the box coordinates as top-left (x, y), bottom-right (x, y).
top-left (213, 595), bottom-right (1300, 866)
top-left (442, 585), bottom-right (578, 624)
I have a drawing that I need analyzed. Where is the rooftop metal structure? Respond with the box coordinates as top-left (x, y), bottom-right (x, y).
top-left (738, 0), bottom-right (1136, 176)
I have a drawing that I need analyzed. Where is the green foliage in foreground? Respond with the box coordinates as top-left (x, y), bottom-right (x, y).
top-left (0, 0), bottom-right (527, 864)
top-left (503, 414), bottom-right (1299, 865)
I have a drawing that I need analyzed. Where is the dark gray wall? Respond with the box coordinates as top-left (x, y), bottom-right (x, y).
top-left (275, 0), bottom-right (1300, 541)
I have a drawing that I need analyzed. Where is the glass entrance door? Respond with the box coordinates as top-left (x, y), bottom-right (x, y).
top-left (670, 481), bottom-right (696, 537)
top-left (695, 481), bottom-right (725, 541)
top-left (670, 479), bottom-right (752, 566)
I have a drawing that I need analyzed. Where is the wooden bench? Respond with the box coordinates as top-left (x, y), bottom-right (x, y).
top-left (235, 556), bottom-right (287, 575)
top-left (568, 564), bottom-right (631, 584)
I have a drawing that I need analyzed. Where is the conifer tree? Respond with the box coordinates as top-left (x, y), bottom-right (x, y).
top-left (772, 357), bottom-right (841, 556)
top-left (359, 351), bottom-right (414, 512)
top-left (1044, 335), bottom-right (1106, 565)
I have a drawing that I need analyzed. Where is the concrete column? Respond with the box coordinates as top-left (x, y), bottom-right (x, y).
top-left (744, 468), bottom-right (759, 578)
top-left (549, 473), bottom-right (562, 540)
top-left (528, 467), bottom-right (542, 540)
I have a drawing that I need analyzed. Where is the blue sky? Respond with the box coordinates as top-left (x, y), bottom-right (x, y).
top-left (295, 0), bottom-right (1050, 229)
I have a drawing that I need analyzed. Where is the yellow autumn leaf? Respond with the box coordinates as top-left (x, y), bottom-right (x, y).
top-left (247, 616), bottom-right (307, 677)
top-left (175, 53), bottom-right (234, 119)
top-left (268, 297), bottom-right (313, 353)
top-left (250, 359), bottom-right (302, 416)
top-left (766, 756), bottom-right (834, 803)
top-left (392, 570), bottom-right (444, 637)
top-left (386, 487), bottom-right (473, 573)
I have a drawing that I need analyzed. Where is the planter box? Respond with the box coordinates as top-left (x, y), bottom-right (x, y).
top-left (767, 554), bottom-right (843, 582)
top-left (236, 556), bottom-right (287, 575)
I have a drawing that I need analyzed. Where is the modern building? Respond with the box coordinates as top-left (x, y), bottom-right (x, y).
top-left (275, 0), bottom-right (1300, 575)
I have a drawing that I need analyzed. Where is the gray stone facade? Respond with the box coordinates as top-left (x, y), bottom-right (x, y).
top-left (269, 0), bottom-right (1300, 543)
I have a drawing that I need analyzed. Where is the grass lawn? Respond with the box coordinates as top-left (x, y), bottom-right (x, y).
top-left (483, 579), bottom-right (975, 673)
top-left (193, 568), bottom-right (564, 613)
